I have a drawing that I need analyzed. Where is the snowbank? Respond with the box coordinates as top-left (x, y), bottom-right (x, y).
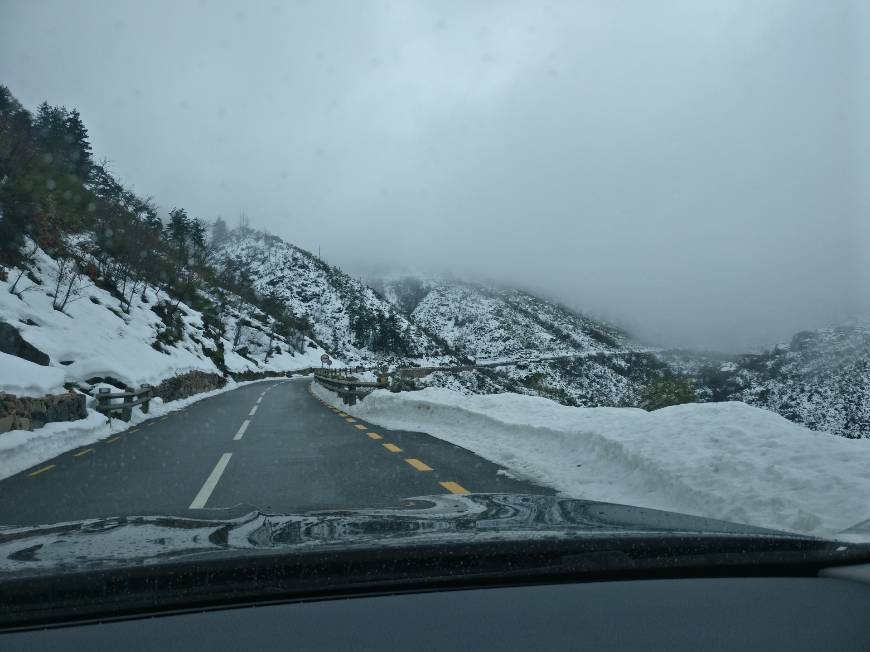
top-left (0, 352), bottom-right (66, 397)
top-left (313, 384), bottom-right (870, 541)
top-left (0, 378), bottom-right (289, 482)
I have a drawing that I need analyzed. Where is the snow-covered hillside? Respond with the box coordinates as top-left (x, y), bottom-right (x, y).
top-left (388, 278), bottom-right (626, 360)
top-left (314, 384), bottom-right (870, 541)
top-left (374, 276), bottom-right (870, 437)
top-left (216, 230), bottom-right (455, 365)
top-left (663, 324), bottom-right (870, 439)
top-left (0, 241), bottom-right (326, 399)
top-left (376, 276), bottom-right (658, 407)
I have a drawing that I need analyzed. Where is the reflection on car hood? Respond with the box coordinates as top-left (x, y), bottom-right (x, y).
top-left (0, 494), bottom-right (810, 577)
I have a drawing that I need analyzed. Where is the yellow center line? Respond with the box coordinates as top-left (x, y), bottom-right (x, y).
top-left (129, 428), bottom-right (139, 433)
top-left (28, 464), bottom-right (55, 477)
top-left (73, 448), bottom-right (95, 458)
top-left (353, 424), bottom-right (367, 430)
top-left (106, 436), bottom-right (121, 443)
top-left (404, 458), bottom-right (433, 472)
top-left (345, 417), bottom-right (357, 423)
top-left (383, 443), bottom-right (402, 453)
top-left (440, 481), bottom-right (470, 495)
top-left (367, 432), bottom-right (383, 440)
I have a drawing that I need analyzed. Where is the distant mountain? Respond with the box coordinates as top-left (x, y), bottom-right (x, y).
top-left (662, 324), bottom-right (870, 439)
top-left (373, 276), bottom-right (666, 407)
top-left (217, 233), bottom-right (868, 438)
top-left (215, 230), bottom-right (455, 365)
top-left (376, 276), bottom-right (627, 359)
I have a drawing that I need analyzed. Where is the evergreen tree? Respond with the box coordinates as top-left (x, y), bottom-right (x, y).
top-left (0, 86), bottom-right (38, 263)
top-left (166, 207), bottom-right (190, 263)
top-left (188, 217), bottom-right (208, 264)
top-left (210, 217), bottom-right (229, 246)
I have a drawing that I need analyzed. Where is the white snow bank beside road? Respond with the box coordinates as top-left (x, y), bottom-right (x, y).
top-left (313, 385), bottom-right (870, 541)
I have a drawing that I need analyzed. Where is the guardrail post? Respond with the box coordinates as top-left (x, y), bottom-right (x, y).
top-left (140, 384), bottom-right (152, 414)
top-left (122, 392), bottom-right (133, 421)
top-left (97, 387), bottom-right (110, 414)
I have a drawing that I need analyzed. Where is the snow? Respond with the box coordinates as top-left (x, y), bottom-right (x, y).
top-left (218, 231), bottom-right (454, 365)
top-left (313, 384), bottom-right (870, 541)
top-left (0, 247), bottom-right (217, 389)
top-left (0, 352), bottom-right (66, 397)
top-left (0, 377), bottom-right (289, 482)
top-left (0, 243), bottom-right (327, 397)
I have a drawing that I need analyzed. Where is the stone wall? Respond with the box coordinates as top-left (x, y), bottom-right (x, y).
top-left (229, 369), bottom-right (297, 382)
top-left (153, 370), bottom-right (227, 402)
top-left (0, 391), bottom-right (87, 433)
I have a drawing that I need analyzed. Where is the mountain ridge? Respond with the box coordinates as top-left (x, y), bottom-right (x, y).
top-left (216, 228), bottom-right (868, 438)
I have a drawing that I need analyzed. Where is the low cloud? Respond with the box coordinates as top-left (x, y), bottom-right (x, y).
top-left (2, 0), bottom-right (866, 350)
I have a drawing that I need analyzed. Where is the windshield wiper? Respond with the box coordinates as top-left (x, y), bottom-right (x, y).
top-left (1, 532), bottom-right (867, 631)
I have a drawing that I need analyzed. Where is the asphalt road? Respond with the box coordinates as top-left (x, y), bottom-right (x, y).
top-left (0, 378), bottom-right (551, 526)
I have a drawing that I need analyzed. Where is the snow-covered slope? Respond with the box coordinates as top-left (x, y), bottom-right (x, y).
top-left (662, 324), bottom-right (870, 439)
top-left (0, 242), bottom-right (326, 398)
top-left (314, 384), bottom-right (870, 541)
top-left (375, 276), bottom-right (656, 407)
top-left (216, 231), bottom-right (455, 365)
top-left (377, 276), bottom-right (870, 437)
top-left (378, 276), bottom-right (627, 360)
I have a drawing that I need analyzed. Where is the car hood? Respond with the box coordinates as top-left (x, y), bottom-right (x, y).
top-left (0, 494), bottom-right (818, 578)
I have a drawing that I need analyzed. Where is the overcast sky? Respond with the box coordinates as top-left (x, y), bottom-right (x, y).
top-left (2, 0), bottom-right (867, 350)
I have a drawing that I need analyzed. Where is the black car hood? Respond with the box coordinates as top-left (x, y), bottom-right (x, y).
top-left (0, 494), bottom-right (818, 578)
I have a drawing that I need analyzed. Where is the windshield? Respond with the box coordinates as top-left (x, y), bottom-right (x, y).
top-left (0, 0), bottom-right (868, 596)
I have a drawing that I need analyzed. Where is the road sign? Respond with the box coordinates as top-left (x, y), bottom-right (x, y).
top-left (321, 354), bottom-right (332, 366)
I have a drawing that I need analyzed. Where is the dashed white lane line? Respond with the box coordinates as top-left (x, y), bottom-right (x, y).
top-left (189, 453), bottom-right (232, 509)
top-left (249, 405), bottom-right (258, 416)
top-left (234, 419), bottom-right (250, 441)
top-left (256, 396), bottom-right (263, 404)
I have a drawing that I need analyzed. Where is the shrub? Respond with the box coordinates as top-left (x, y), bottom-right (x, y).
top-left (641, 372), bottom-right (697, 411)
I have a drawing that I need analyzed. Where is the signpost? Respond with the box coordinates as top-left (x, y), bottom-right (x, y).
top-left (320, 353), bottom-right (332, 367)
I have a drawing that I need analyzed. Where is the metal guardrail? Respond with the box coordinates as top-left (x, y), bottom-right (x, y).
top-left (313, 369), bottom-right (388, 405)
top-left (96, 384), bottom-right (153, 421)
top-left (313, 350), bottom-right (649, 400)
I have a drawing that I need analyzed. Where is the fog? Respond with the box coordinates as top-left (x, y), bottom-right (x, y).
top-left (2, 0), bottom-right (867, 350)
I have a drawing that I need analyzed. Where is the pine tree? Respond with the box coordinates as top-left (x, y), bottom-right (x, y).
top-left (0, 86), bottom-right (38, 263)
top-left (210, 217), bottom-right (229, 246)
top-left (166, 208), bottom-right (190, 263)
top-left (188, 217), bottom-right (208, 264)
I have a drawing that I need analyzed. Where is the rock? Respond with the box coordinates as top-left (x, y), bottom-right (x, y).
top-left (0, 321), bottom-right (50, 366)
top-left (153, 371), bottom-right (226, 402)
top-left (0, 391), bottom-right (86, 433)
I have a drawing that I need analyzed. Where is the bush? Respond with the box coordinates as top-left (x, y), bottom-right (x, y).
top-left (641, 372), bottom-right (697, 411)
